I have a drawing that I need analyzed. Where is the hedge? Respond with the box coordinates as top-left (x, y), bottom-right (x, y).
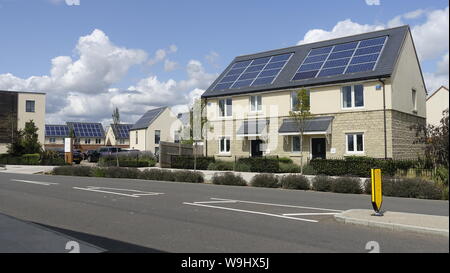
top-left (312, 175), bottom-right (334, 192)
top-left (170, 156), bottom-right (215, 170)
top-left (331, 177), bottom-right (363, 194)
top-left (280, 175), bottom-right (310, 190)
top-left (0, 153), bottom-right (67, 166)
top-left (364, 177), bottom-right (444, 200)
top-left (250, 173), bottom-right (279, 188)
top-left (237, 157), bottom-right (279, 173)
top-left (211, 172), bottom-right (247, 186)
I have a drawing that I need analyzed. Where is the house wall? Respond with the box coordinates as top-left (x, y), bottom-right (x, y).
top-left (17, 93), bottom-right (46, 146)
top-left (130, 129), bottom-right (146, 151)
top-left (426, 87), bottom-right (449, 126)
top-left (146, 108), bottom-right (183, 154)
top-left (105, 127), bottom-right (116, 146)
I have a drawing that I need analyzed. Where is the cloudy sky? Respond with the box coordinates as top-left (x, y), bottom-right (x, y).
top-left (0, 0), bottom-right (448, 125)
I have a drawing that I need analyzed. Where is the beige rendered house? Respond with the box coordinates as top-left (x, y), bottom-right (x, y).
top-left (426, 86), bottom-right (449, 126)
top-left (201, 25), bottom-right (427, 163)
top-left (129, 107), bottom-right (183, 155)
top-left (105, 124), bottom-right (133, 148)
top-left (44, 122), bottom-right (106, 152)
top-left (0, 90), bottom-right (46, 154)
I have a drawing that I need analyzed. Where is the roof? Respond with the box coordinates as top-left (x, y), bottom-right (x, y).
top-left (0, 90), bottom-right (46, 95)
top-left (236, 119), bottom-right (269, 136)
top-left (110, 123), bottom-right (133, 139)
top-left (278, 116), bottom-right (334, 134)
top-left (66, 122), bottom-right (105, 138)
top-left (131, 107), bottom-right (167, 130)
top-left (427, 86), bottom-right (449, 101)
top-left (202, 25), bottom-right (409, 99)
top-left (177, 112), bottom-right (190, 126)
top-left (45, 125), bottom-right (70, 137)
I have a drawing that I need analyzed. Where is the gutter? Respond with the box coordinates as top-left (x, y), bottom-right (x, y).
top-left (378, 78), bottom-right (388, 159)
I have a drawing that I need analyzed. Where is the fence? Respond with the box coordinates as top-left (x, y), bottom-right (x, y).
top-left (159, 141), bottom-right (203, 168)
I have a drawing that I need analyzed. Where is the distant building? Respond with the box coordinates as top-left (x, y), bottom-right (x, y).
top-left (129, 107), bottom-right (183, 155)
top-left (175, 112), bottom-right (191, 143)
top-left (0, 90), bottom-right (46, 154)
top-left (426, 86), bottom-right (449, 126)
top-left (105, 124), bottom-right (133, 148)
top-left (44, 122), bottom-right (106, 152)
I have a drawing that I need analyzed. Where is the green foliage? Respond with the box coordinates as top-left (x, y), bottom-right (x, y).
top-left (331, 177), bottom-right (363, 194)
top-left (211, 172), bottom-right (247, 186)
top-left (433, 166), bottom-right (449, 187)
top-left (91, 167), bottom-right (107, 177)
top-left (139, 169), bottom-right (176, 181)
top-left (7, 120), bottom-right (42, 156)
top-left (103, 167), bottom-right (141, 179)
top-left (250, 173), bottom-right (279, 188)
top-left (99, 153), bottom-right (156, 168)
top-left (53, 166), bottom-right (92, 177)
top-left (301, 164), bottom-right (317, 175)
top-left (207, 160), bottom-right (234, 171)
top-left (277, 157), bottom-right (293, 164)
top-left (312, 175), bottom-right (335, 192)
top-left (170, 156), bottom-right (215, 170)
top-left (364, 177), bottom-right (443, 200)
top-left (280, 175), bottom-right (310, 190)
top-left (237, 157), bottom-right (280, 173)
top-left (173, 170), bottom-right (204, 183)
top-left (279, 162), bottom-right (301, 173)
top-left (235, 163), bottom-right (251, 172)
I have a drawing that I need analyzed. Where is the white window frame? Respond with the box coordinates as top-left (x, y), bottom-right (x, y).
top-left (219, 136), bottom-right (231, 154)
top-left (49, 138), bottom-right (56, 143)
top-left (95, 138), bottom-right (101, 144)
top-left (250, 95), bottom-right (262, 112)
top-left (291, 135), bottom-right (301, 153)
top-left (119, 139), bottom-right (125, 145)
top-left (218, 98), bottom-right (232, 118)
top-left (345, 133), bottom-right (364, 154)
top-left (341, 85), bottom-right (364, 109)
top-left (25, 100), bottom-right (35, 113)
top-left (412, 89), bottom-right (417, 112)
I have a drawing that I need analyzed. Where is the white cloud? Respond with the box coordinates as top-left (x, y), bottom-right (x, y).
top-left (424, 52), bottom-right (449, 92)
top-left (365, 0), bottom-right (380, 6)
top-left (164, 59), bottom-right (179, 72)
top-left (148, 44), bottom-right (178, 66)
top-left (205, 51), bottom-right (220, 67)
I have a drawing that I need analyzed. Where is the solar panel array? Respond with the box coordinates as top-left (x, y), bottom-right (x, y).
top-left (114, 124), bottom-right (132, 139)
top-left (213, 53), bottom-right (293, 91)
top-left (132, 107), bottom-right (166, 130)
top-left (292, 36), bottom-right (387, 81)
top-left (69, 123), bottom-right (104, 138)
top-left (45, 125), bottom-right (70, 137)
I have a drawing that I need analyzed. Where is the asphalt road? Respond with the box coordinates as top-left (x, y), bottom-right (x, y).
top-left (0, 172), bottom-right (448, 253)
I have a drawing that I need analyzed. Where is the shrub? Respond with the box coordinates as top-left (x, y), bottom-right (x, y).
top-left (442, 187), bottom-right (449, 200)
top-left (21, 154), bottom-right (40, 165)
top-left (98, 155), bottom-right (155, 168)
top-left (250, 173), bottom-right (279, 188)
top-left (91, 167), bottom-right (107, 177)
top-left (278, 157), bottom-right (293, 164)
top-left (280, 175), bottom-right (310, 190)
top-left (302, 164), bottom-right (317, 175)
top-left (173, 170), bottom-right (204, 183)
top-left (237, 157), bottom-right (279, 173)
top-left (364, 177), bottom-right (443, 200)
top-left (211, 172), bottom-right (247, 186)
top-left (331, 177), bottom-right (363, 194)
top-left (312, 175), bottom-right (334, 192)
top-left (207, 160), bottom-right (234, 171)
top-left (279, 163), bottom-right (301, 173)
top-left (53, 166), bottom-right (92, 177)
top-left (104, 167), bottom-right (141, 179)
top-left (171, 156), bottom-right (215, 170)
top-left (235, 163), bottom-right (251, 172)
top-left (139, 169), bottom-right (176, 181)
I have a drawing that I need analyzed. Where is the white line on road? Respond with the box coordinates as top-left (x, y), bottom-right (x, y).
top-left (210, 198), bottom-right (343, 212)
top-left (73, 186), bottom-right (164, 198)
top-left (193, 200), bottom-right (238, 204)
top-left (10, 179), bottom-right (59, 186)
top-left (183, 202), bottom-right (318, 223)
top-left (282, 212), bottom-right (340, 216)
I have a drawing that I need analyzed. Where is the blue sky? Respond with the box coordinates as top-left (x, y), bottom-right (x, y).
top-left (0, 0), bottom-right (448, 124)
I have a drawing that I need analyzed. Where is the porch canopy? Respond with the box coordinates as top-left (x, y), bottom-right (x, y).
top-left (278, 116), bottom-right (333, 135)
top-left (236, 119), bottom-right (269, 137)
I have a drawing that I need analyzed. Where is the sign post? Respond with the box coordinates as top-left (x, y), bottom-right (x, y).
top-left (64, 138), bottom-right (73, 164)
top-left (371, 168), bottom-right (383, 216)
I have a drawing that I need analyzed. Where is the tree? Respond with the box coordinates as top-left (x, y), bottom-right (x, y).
top-left (289, 89), bottom-right (311, 174)
top-left (7, 120), bottom-right (42, 156)
top-left (112, 106), bottom-right (121, 167)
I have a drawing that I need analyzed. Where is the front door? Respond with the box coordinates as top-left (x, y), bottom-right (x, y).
top-left (251, 140), bottom-right (263, 157)
top-left (311, 138), bottom-right (326, 159)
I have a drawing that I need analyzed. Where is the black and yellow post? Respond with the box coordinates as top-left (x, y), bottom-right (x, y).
top-left (371, 168), bottom-right (383, 216)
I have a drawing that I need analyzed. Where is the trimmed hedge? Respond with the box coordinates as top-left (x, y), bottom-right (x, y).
top-left (279, 163), bottom-right (302, 173)
top-left (53, 166), bottom-right (92, 176)
top-left (310, 157), bottom-right (418, 177)
top-left (173, 170), bottom-right (204, 183)
top-left (211, 172), bottom-right (247, 186)
top-left (280, 175), bottom-right (310, 190)
top-left (207, 160), bottom-right (234, 171)
top-left (0, 153), bottom-right (40, 165)
top-left (237, 157), bottom-right (279, 173)
top-left (364, 177), bottom-right (443, 200)
top-left (103, 167), bottom-right (141, 179)
top-left (171, 156), bottom-right (215, 170)
top-left (331, 177), bottom-right (363, 194)
top-left (139, 169), bottom-right (176, 181)
top-left (312, 175), bottom-right (335, 192)
top-left (250, 173), bottom-right (279, 188)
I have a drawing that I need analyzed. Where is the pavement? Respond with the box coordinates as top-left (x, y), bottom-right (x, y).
top-left (0, 165), bottom-right (55, 174)
top-left (0, 172), bottom-right (448, 253)
top-left (335, 209), bottom-right (449, 237)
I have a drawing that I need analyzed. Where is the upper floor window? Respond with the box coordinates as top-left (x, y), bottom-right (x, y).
top-left (219, 98), bottom-right (232, 117)
top-left (85, 138), bottom-right (91, 144)
top-left (250, 95), bottom-right (262, 112)
top-left (412, 89), bottom-right (417, 112)
top-left (155, 130), bottom-right (161, 144)
top-left (342, 85), bottom-right (364, 109)
top-left (26, 100), bottom-right (35, 113)
top-left (291, 90), bottom-right (310, 111)
top-left (135, 132), bottom-right (138, 144)
top-left (95, 139), bottom-right (102, 144)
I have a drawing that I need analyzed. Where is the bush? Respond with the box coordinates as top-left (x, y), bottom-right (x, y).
top-left (363, 177), bottom-right (443, 200)
top-left (171, 156), bottom-right (215, 170)
top-left (207, 160), bottom-right (234, 171)
top-left (237, 157), bottom-right (279, 173)
top-left (250, 173), bottom-right (279, 188)
top-left (312, 175), bottom-right (334, 192)
top-left (139, 169), bottom-right (176, 181)
top-left (279, 163), bottom-right (301, 173)
top-left (91, 167), bottom-right (107, 177)
top-left (302, 164), bottom-right (317, 175)
top-left (173, 170), bottom-right (204, 183)
top-left (211, 172), bottom-right (247, 186)
top-left (98, 155), bottom-right (155, 168)
top-left (278, 157), bottom-right (293, 164)
top-left (280, 175), bottom-right (310, 190)
top-left (21, 154), bottom-right (40, 165)
top-left (104, 167), bottom-right (141, 179)
top-left (235, 163), bottom-right (251, 172)
top-left (53, 166), bottom-right (92, 177)
top-left (331, 177), bottom-right (363, 194)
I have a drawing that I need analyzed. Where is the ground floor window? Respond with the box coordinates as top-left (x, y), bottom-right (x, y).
top-left (292, 136), bottom-right (301, 152)
top-left (346, 133), bottom-right (364, 153)
top-left (95, 139), bottom-right (102, 144)
top-left (219, 137), bottom-right (231, 153)
top-left (84, 138), bottom-right (91, 144)
top-left (119, 139), bottom-right (125, 145)
top-left (49, 138), bottom-right (56, 143)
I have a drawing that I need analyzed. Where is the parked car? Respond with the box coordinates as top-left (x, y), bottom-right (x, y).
top-left (98, 147), bottom-right (122, 157)
top-left (72, 149), bottom-right (83, 164)
top-left (85, 149), bottom-right (100, 163)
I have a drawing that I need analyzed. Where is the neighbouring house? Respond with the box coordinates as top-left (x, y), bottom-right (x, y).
top-left (426, 86), bottom-right (449, 126)
top-left (44, 122), bottom-right (106, 152)
top-left (175, 112), bottom-right (191, 143)
top-left (105, 124), bottom-right (133, 148)
top-left (129, 107), bottom-right (183, 155)
top-left (201, 25), bottom-right (427, 164)
top-left (0, 90), bottom-right (46, 154)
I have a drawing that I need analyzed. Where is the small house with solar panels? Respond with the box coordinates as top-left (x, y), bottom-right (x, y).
top-left (44, 122), bottom-right (106, 152)
top-left (201, 25), bottom-right (426, 163)
top-left (129, 106), bottom-right (183, 155)
top-left (105, 124), bottom-right (133, 148)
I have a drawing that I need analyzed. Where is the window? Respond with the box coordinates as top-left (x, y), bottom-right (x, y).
top-left (346, 133), bottom-right (364, 153)
top-left (250, 95), bottom-right (262, 112)
top-left (49, 138), bottom-right (56, 143)
top-left (95, 139), bottom-right (101, 144)
top-left (26, 100), bottom-right (35, 112)
top-left (412, 89), bottom-right (417, 111)
top-left (292, 136), bottom-right (301, 152)
top-left (119, 139), bottom-right (125, 145)
top-left (155, 130), bottom-right (161, 144)
top-left (219, 137), bottom-right (231, 153)
top-left (342, 85), bottom-right (364, 108)
top-left (174, 131), bottom-right (180, 143)
top-left (135, 132), bottom-right (138, 144)
top-left (84, 138), bottom-right (91, 144)
top-left (219, 98), bottom-right (232, 117)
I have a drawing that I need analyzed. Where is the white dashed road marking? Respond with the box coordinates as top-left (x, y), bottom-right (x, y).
top-left (10, 179), bottom-right (59, 186)
top-left (73, 186), bottom-right (164, 198)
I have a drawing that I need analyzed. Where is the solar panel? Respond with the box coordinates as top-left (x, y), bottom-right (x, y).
top-left (114, 124), bottom-right (132, 139)
top-left (213, 53), bottom-right (293, 91)
top-left (68, 122), bottom-right (104, 138)
top-left (45, 125), bottom-right (70, 137)
top-left (292, 36), bottom-right (387, 81)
